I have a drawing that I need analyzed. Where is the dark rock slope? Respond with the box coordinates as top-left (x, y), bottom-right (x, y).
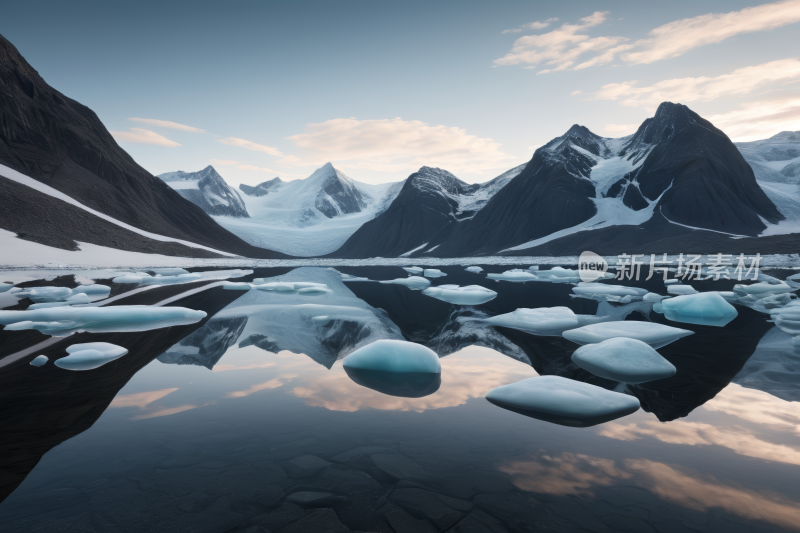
top-left (158, 166), bottom-right (249, 218)
top-left (0, 33), bottom-right (285, 258)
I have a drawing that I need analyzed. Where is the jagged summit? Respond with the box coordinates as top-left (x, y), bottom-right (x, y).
top-left (157, 166), bottom-right (249, 218)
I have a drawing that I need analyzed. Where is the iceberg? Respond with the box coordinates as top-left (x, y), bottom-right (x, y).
top-left (571, 283), bottom-right (648, 303)
top-left (403, 267), bottom-right (424, 275)
top-left (562, 321), bottom-right (694, 348)
top-left (643, 292), bottom-right (668, 302)
top-left (528, 266), bottom-right (539, 272)
top-left (423, 269), bottom-right (447, 278)
top-left (15, 286), bottom-right (73, 303)
top-left (113, 273), bottom-right (202, 285)
top-left (484, 307), bottom-right (609, 336)
top-left (54, 342), bottom-right (128, 371)
top-left (658, 292), bottom-right (738, 327)
top-left (733, 281), bottom-right (795, 297)
top-left (421, 285), bottom-right (497, 305)
top-left (571, 338), bottom-right (676, 383)
top-left (0, 305), bottom-right (207, 336)
top-left (343, 339), bottom-right (441, 374)
top-left (667, 284), bottom-right (698, 295)
top-left (485, 375), bottom-right (640, 427)
top-left (770, 307), bottom-right (800, 336)
top-left (0, 283), bottom-right (16, 293)
top-left (222, 282), bottom-right (253, 290)
top-left (30, 355), bottom-right (48, 367)
top-left (149, 268), bottom-right (190, 276)
top-left (487, 269), bottom-right (538, 283)
top-left (465, 266), bottom-right (483, 273)
top-left (72, 284), bottom-right (111, 298)
top-left (380, 277), bottom-right (431, 290)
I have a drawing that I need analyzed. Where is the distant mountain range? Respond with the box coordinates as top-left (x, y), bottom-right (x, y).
top-left (158, 166), bottom-right (249, 218)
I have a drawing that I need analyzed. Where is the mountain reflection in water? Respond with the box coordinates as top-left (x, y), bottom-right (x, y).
top-left (0, 264), bottom-right (799, 533)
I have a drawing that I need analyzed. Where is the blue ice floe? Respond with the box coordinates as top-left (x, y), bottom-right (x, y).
top-left (484, 307), bottom-right (609, 336)
top-left (148, 268), bottom-right (190, 276)
top-left (423, 269), bottom-right (447, 278)
top-left (342, 339), bottom-right (442, 397)
top-left (536, 267), bottom-right (613, 284)
top-left (0, 306), bottom-right (207, 336)
top-left (113, 273), bottom-right (202, 285)
top-left (562, 321), bottom-right (694, 348)
top-left (422, 285), bottom-right (497, 305)
top-left (0, 283), bottom-right (16, 293)
top-left (465, 266), bottom-right (483, 273)
top-left (30, 355), bottom-right (49, 367)
top-left (656, 292), bottom-right (738, 327)
top-left (54, 342), bottom-right (128, 370)
top-left (403, 267), bottom-right (424, 275)
top-left (487, 269), bottom-right (538, 283)
top-left (667, 284), bottom-right (698, 296)
top-left (571, 283), bottom-right (648, 303)
top-left (485, 375), bottom-right (640, 427)
top-left (770, 306), bottom-right (800, 336)
top-left (733, 281), bottom-right (795, 298)
top-left (571, 338), bottom-right (676, 383)
top-left (643, 292), bottom-right (668, 303)
top-left (380, 277), bottom-right (431, 290)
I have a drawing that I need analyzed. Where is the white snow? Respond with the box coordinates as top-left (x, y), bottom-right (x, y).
top-left (421, 285), bottom-right (497, 305)
top-left (0, 305), bottom-right (207, 336)
top-left (343, 339), bottom-right (441, 374)
top-left (562, 321), bottom-right (694, 348)
top-left (0, 163), bottom-right (237, 257)
top-left (379, 277), bottom-right (431, 290)
top-left (485, 375), bottom-right (640, 427)
top-left (571, 337), bottom-right (676, 384)
top-left (54, 342), bottom-right (128, 371)
top-left (658, 292), bottom-right (738, 327)
top-left (400, 243), bottom-right (429, 257)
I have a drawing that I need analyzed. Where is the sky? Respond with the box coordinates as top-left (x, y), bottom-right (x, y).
top-left (2, 0), bottom-right (800, 186)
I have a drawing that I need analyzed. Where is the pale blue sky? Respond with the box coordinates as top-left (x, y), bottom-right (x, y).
top-left (3, 0), bottom-right (799, 186)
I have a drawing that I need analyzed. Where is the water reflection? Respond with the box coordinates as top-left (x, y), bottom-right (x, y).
top-left (343, 367), bottom-right (442, 398)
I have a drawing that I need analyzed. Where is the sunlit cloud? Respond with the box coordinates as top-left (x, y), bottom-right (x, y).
top-left (590, 58), bottom-right (800, 108)
top-left (132, 403), bottom-right (210, 420)
top-left (502, 18), bottom-right (559, 34)
top-left (109, 388), bottom-right (179, 409)
top-left (499, 453), bottom-right (800, 530)
top-left (128, 117), bottom-right (205, 132)
top-left (496, 1), bottom-right (800, 72)
top-left (111, 128), bottom-right (181, 147)
top-left (218, 137), bottom-right (285, 157)
top-left (704, 97), bottom-right (800, 142)
top-left (212, 361), bottom-right (277, 372)
top-left (283, 117), bottom-right (514, 174)
top-left (604, 123), bottom-right (639, 135)
top-left (701, 383), bottom-right (800, 434)
top-left (600, 420), bottom-right (800, 465)
top-left (225, 375), bottom-right (297, 398)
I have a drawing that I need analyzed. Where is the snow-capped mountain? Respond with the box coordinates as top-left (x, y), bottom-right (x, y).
top-left (0, 33), bottom-right (285, 261)
top-left (736, 131), bottom-right (800, 236)
top-left (214, 163), bottom-right (403, 256)
top-left (158, 166), bottom-right (249, 218)
top-left (331, 164), bottom-right (526, 258)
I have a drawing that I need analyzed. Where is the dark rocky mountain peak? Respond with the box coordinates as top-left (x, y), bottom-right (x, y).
top-left (406, 166), bottom-right (478, 197)
top-left (620, 102), bottom-right (701, 162)
top-left (311, 162), bottom-right (370, 218)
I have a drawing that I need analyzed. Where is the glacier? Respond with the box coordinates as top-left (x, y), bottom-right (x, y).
top-left (485, 375), bottom-right (640, 427)
top-left (421, 285), bottom-right (497, 305)
top-left (562, 321), bottom-right (694, 348)
top-left (571, 338), bottom-right (676, 384)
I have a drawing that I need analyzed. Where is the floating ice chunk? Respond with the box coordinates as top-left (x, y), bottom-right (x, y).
top-left (667, 284), bottom-right (698, 295)
top-left (0, 283), bottom-right (16, 293)
top-left (487, 269), bottom-right (538, 283)
top-left (403, 267), bottom-right (424, 275)
top-left (484, 307), bottom-right (609, 336)
top-left (380, 277), bottom-right (431, 290)
top-left (15, 286), bottom-right (73, 303)
top-left (571, 338), bottom-right (677, 384)
top-left (30, 355), bottom-right (48, 367)
top-left (658, 292), bottom-right (738, 327)
top-left (251, 281), bottom-right (330, 293)
top-left (343, 339), bottom-right (441, 374)
top-left (465, 266), bottom-right (483, 273)
top-left (341, 276), bottom-right (372, 282)
top-left (770, 307), bottom-right (800, 336)
top-left (0, 306), bottom-right (206, 336)
top-left (28, 301), bottom-right (77, 310)
top-left (643, 292), bottom-right (668, 302)
top-left (485, 375), bottom-right (640, 427)
top-left (423, 269), bottom-right (446, 278)
top-left (717, 291), bottom-right (738, 302)
top-left (562, 321), bottom-right (694, 348)
top-left (422, 285), bottom-right (497, 305)
top-left (222, 282), bottom-right (253, 290)
top-left (72, 284), bottom-right (111, 298)
top-left (55, 342), bottom-right (128, 370)
top-left (572, 283), bottom-right (648, 303)
top-left (113, 273), bottom-right (202, 285)
top-left (149, 268), bottom-right (190, 276)
top-left (528, 266), bottom-right (539, 272)
top-left (734, 281), bottom-right (795, 297)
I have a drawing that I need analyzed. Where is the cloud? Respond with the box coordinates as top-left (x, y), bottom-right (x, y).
top-left (225, 375), bottom-right (296, 398)
top-left (701, 382), bottom-right (800, 433)
top-left (128, 117), bottom-right (205, 132)
top-left (109, 388), bottom-right (179, 409)
top-left (623, 0), bottom-right (800, 65)
top-left (110, 128), bottom-right (181, 147)
top-left (590, 58), bottom-right (800, 108)
top-left (600, 420), bottom-right (800, 465)
top-left (131, 404), bottom-right (206, 420)
top-left (499, 453), bottom-right (800, 530)
top-left (502, 18), bottom-right (558, 34)
top-left (283, 117), bottom-right (513, 173)
top-left (496, 1), bottom-right (800, 72)
top-left (218, 137), bottom-right (285, 157)
top-left (604, 123), bottom-right (639, 134)
top-left (704, 96), bottom-right (800, 141)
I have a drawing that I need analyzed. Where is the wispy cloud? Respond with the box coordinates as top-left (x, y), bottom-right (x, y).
top-left (704, 96), bottom-right (800, 141)
top-left (283, 117), bottom-right (513, 173)
top-left (111, 128), bottom-right (181, 147)
top-left (129, 117), bottom-right (205, 132)
top-left (109, 388), bottom-right (179, 409)
top-left (225, 375), bottom-right (296, 398)
top-left (496, 1), bottom-right (800, 73)
top-left (502, 18), bottom-right (558, 34)
top-left (218, 137), bottom-right (285, 157)
top-left (589, 58), bottom-right (800, 108)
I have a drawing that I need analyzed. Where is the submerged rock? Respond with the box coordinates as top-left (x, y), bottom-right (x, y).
top-left (571, 338), bottom-right (676, 383)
